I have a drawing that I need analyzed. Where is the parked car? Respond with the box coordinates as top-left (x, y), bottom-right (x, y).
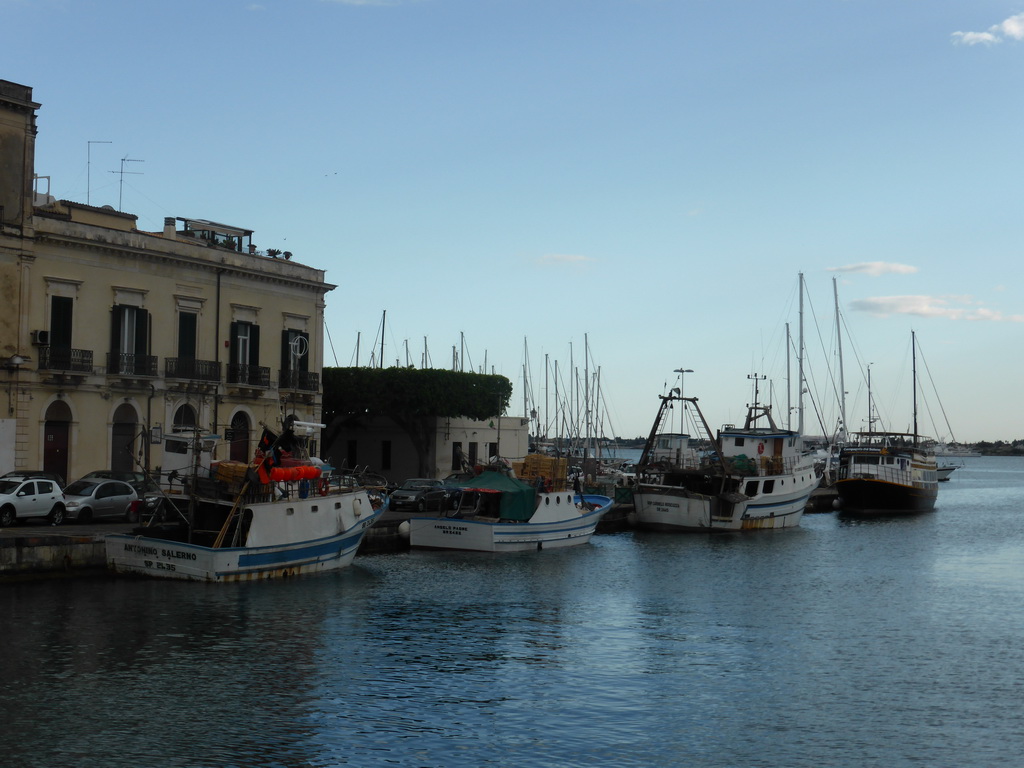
top-left (0, 476), bottom-right (66, 526)
top-left (62, 479), bottom-right (140, 523)
top-left (388, 478), bottom-right (451, 512)
top-left (1, 470), bottom-right (66, 489)
top-left (77, 470), bottom-right (165, 519)
top-left (78, 470), bottom-right (159, 496)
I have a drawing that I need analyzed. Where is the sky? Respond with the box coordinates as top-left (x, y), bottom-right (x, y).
top-left (4, 0), bottom-right (1022, 443)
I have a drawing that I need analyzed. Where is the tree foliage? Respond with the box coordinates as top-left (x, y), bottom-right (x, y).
top-left (322, 367), bottom-right (512, 422)
top-left (321, 368), bottom-right (513, 475)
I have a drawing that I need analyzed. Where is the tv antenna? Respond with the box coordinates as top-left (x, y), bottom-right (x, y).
top-left (110, 155), bottom-right (144, 211)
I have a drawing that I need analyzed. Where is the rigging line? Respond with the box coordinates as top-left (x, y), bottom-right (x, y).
top-left (324, 322), bottom-right (338, 367)
top-left (916, 341), bottom-right (958, 442)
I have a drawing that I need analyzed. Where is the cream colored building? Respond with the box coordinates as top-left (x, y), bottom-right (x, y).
top-left (0, 80), bottom-right (333, 485)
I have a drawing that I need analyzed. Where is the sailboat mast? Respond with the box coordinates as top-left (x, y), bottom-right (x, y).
top-left (584, 333), bottom-right (591, 459)
top-left (786, 322), bottom-right (792, 430)
top-left (912, 330), bottom-right (919, 445)
top-left (834, 276), bottom-right (847, 437)
top-left (798, 273), bottom-right (805, 435)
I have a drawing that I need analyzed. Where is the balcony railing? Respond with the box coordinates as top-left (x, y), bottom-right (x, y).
top-left (165, 357), bottom-right (221, 382)
top-left (107, 352), bottom-right (158, 377)
top-left (279, 369), bottom-right (319, 392)
top-left (227, 363), bottom-right (271, 387)
top-left (38, 346), bottom-right (93, 373)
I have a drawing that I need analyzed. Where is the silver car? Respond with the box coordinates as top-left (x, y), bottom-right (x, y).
top-left (0, 477), bottom-right (66, 526)
top-left (62, 479), bottom-right (139, 523)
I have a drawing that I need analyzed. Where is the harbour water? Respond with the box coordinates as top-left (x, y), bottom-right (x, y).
top-left (2, 457), bottom-right (1023, 767)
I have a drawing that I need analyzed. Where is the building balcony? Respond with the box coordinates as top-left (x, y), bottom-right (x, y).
top-left (279, 369), bottom-right (319, 392)
top-left (227, 364), bottom-right (271, 388)
top-left (38, 346), bottom-right (93, 374)
top-left (106, 352), bottom-right (158, 378)
top-left (165, 357), bottom-right (221, 382)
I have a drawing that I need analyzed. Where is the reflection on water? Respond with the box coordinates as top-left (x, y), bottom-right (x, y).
top-left (2, 457), bottom-right (1023, 767)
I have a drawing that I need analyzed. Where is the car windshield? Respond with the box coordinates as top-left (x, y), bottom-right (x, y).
top-left (65, 480), bottom-right (99, 496)
top-left (401, 479), bottom-right (440, 490)
top-left (0, 480), bottom-right (20, 494)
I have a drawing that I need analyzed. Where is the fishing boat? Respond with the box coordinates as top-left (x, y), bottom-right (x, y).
top-left (406, 469), bottom-right (612, 552)
top-left (106, 420), bottom-right (384, 581)
top-left (834, 332), bottom-right (938, 516)
top-left (632, 388), bottom-right (819, 532)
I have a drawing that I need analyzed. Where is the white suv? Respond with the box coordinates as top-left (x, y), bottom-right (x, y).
top-left (0, 476), bottom-right (66, 527)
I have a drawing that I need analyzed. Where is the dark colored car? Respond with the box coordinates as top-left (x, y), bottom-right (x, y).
top-left (388, 478), bottom-right (451, 512)
top-left (2, 470), bottom-right (66, 489)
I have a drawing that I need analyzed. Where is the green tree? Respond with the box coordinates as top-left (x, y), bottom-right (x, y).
top-left (321, 367), bottom-right (513, 476)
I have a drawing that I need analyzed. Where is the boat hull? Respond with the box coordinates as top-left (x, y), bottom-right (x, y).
top-left (834, 478), bottom-right (937, 517)
top-left (106, 492), bottom-right (382, 581)
top-left (633, 475), bottom-right (814, 532)
top-left (408, 494), bottom-right (612, 552)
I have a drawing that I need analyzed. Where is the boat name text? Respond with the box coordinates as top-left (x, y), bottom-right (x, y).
top-left (122, 543), bottom-right (197, 560)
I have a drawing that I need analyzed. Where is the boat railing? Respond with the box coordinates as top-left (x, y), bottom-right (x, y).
top-left (712, 453), bottom-right (813, 478)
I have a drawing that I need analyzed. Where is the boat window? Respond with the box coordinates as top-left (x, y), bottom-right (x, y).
top-left (855, 455), bottom-right (879, 465)
top-left (544, 497), bottom-right (550, 505)
top-left (763, 480), bottom-right (775, 494)
top-left (735, 438), bottom-right (745, 447)
top-left (310, 505), bottom-right (319, 512)
top-left (556, 496), bottom-right (561, 504)
top-left (744, 480), bottom-right (758, 495)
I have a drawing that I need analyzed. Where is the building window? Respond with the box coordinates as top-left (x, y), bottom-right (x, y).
top-left (468, 442), bottom-right (478, 465)
top-left (451, 442), bottom-right (464, 471)
top-left (50, 296), bottom-right (73, 349)
top-left (173, 404), bottom-right (197, 432)
top-left (178, 311), bottom-right (197, 359)
top-left (110, 305), bottom-right (151, 375)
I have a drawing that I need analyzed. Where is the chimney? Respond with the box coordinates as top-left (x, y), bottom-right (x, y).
top-left (163, 217), bottom-right (176, 239)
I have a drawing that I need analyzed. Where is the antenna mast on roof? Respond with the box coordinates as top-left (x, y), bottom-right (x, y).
top-left (110, 155), bottom-right (144, 211)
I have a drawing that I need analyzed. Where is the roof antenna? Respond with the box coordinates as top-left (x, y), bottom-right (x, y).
top-left (110, 155), bottom-right (144, 211)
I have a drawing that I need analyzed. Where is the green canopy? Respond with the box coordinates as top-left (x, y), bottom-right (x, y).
top-left (451, 470), bottom-right (537, 521)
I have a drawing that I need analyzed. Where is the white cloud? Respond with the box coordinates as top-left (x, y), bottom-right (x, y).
top-left (952, 13), bottom-right (1024, 45)
top-left (849, 295), bottom-right (1023, 322)
top-left (828, 261), bottom-right (918, 277)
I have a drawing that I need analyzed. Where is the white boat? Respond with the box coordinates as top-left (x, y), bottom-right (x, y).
top-left (937, 465), bottom-right (957, 482)
top-left (407, 470), bottom-right (612, 552)
top-left (633, 391), bottom-right (819, 532)
top-left (106, 421), bottom-right (383, 581)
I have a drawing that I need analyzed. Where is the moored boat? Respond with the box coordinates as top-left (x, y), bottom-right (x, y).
top-left (834, 332), bottom-right (939, 516)
top-left (834, 434), bottom-right (938, 515)
top-left (406, 469), bottom-right (612, 552)
top-left (633, 389), bottom-right (819, 532)
top-left (106, 420), bottom-right (383, 581)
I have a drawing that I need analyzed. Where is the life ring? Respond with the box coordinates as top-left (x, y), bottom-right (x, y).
top-left (318, 476), bottom-right (330, 496)
top-left (757, 442), bottom-right (764, 455)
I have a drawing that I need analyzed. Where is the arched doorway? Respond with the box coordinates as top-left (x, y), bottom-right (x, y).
top-left (43, 400), bottom-right (72, 484)
top-left (229, 412), bottom-right (251, 462)
top-left (111, 403), bottom-right (139, 472)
